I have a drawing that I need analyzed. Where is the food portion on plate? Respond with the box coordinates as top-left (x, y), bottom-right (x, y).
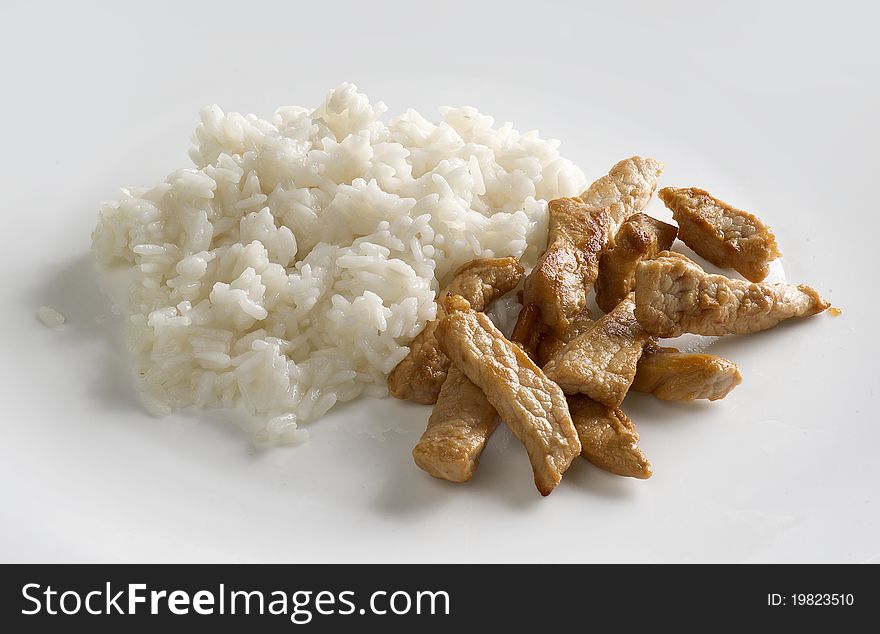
top-left (393, 156), bottom-right (831, 495)
top-left (92, 84), bottom-right (830, 495)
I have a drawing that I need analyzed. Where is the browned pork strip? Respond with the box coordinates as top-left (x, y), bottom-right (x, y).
top-left (388, 257), bottom-right (523, 404)
top-left (632, 343), bottom-right (742, 401)
top-left (412, 365), bottom-right (498, 483)
top-left (522, 198), bottom-right (611, 333)
top-left (543, 294), bottom-right (651, 407)
top-left (568, 396), bottom-right (652, 479)
top-left (579, 156), bottom-right (665, 230)
top-left (658, 187), bottom-right (780, 282)
top-left (522, 156), bottom-right (663, 334)
top-left (633, 251), bottom-right (829, 337)
top-left (436, 295), bottom-right (581, 495)
top-left (595, 213), bottom-right (677, 313)
top-left (510, 303), bottom-right (544, 359)
top-left (513, 304), bottom-right (652, 479)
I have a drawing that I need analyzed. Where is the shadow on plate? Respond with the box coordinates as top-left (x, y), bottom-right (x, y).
top-left (29, 253), bottom-right (271, 460)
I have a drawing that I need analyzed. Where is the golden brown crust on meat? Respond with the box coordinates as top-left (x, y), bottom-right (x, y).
top-left (568, 396), bottom-right (652, 479)
top-left (658, 187), bottom-right (780, 282)
top-left (522, 198), bottom-right (609, 333)
top-left (633, 251), bottom-right (830, 337)
top-left (632, 344), bottom-right (742, 401)
top-left (436, 295), bottom-right (581, 495)
top-left (522, 156), bottom-right (663, 334)
top-left (542, 294), bottom-right (651, 407)
top-left (412, 365), bottom-right (498, 483)
top-left (595, 213), bottom-right (678, 313)
top-left (510, 303), bottom-right (545, 360)
top-left (507, 290), bottom-right (652, 479)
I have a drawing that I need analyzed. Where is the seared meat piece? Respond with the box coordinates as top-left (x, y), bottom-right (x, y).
top-left (658, 187), bottom-right (780, 282)
top-left (535, 304), bottom-right (592, 366)
top-left (632, 343), bottom-right (742, 401)
top-left (388, 257), bottom-right (523, 404)
top-left (436, 295), bottom-right (581, 495)
top-left (412, 366), bottom-right (498, 483)
top-left (512, 303), bottom-right (651, 478)
top-left (537, 335), bottom-right (565, 367)
top-left (595, 213), bottom-right (677, 313)
top-left (579, 156), bottom-right (665, 231)
top-left (633, 251), bottom-right (830, 337)
top-left (523, 156), bottom-right (663, 334)
top-left (510, 303), bottom-right (544, 359)
top-left (522, 198), bottom-right (611, 333)
top-left (563, 306), bottom-right (594, 342)
top-left (568, 396), bottom-right (652, 479)
top-left (543, 294), bottom-right (651, 407)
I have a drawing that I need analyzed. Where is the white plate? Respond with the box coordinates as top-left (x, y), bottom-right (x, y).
top-left (1, 1), bottom-right (876, 563)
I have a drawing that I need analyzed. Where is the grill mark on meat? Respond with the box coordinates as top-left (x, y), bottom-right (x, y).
top-left (436, 294), bottom-right (581, 495)
top-left (633, 251), bottom-right (829, 337)
top-left (388, 257), bottom-right (523, 404)
top-left (658, 187), bottom-right (780, 282)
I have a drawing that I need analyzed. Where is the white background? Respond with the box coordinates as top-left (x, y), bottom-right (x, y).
top-left (0, 0), bottom-right (877, 562)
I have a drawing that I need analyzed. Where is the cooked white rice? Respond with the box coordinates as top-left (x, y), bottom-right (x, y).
top-left (37, 305), bottom-right (66, 329)
top-left (92, 83), bottom-right (585, 442)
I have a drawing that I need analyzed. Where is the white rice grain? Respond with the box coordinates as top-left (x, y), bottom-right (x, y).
top-left (37, 306), bottom-right (66, 329)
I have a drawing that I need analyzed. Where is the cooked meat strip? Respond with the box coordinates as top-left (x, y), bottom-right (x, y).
top-left (535, 305), bottom-right (592, 366)
top-left (537, 335), bottom-right (565, 367)
top-left (522, 198), bottom-right (611, 333)
top-left (563, 306), bottom-right (594, 342)
top-left (415, 278), bottom-right (536, 481)
top-left (568, 396), bottom-right (652, 479)
top-left (658, 187), bottom-right (780, 282)
top-left (595, 213), bottom-right (677, 313)
top-left (510, 303), bottom-right (544, 359)
top-left (543, 294), bottom-right (650, 407)
top-left (388, 257), bottom-right (523, 404)
top-left (516, 305), bottom-right (651, 478)
top-left (580, 156), bottom-right (665, 229)
top-left (436, 294), bottom-right (581, 495)
top-left (412, 365), bottom-right (498, 483)
top-left (632, 343), bottom-right (742, 401)
top-left (633, 251), bottom-right (830, 337)
top-left (523, 156), bottom-right (663, 334)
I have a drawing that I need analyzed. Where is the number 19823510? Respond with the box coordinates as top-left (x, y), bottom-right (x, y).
top-left (768, 594), bottom-right (854, 607)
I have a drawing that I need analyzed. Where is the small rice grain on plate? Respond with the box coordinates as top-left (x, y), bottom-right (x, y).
top-left (92, 83), bottom-right (585, 442)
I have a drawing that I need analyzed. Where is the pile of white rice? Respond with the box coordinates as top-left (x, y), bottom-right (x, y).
top-left (92, 84), bottom-right (585, 443)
